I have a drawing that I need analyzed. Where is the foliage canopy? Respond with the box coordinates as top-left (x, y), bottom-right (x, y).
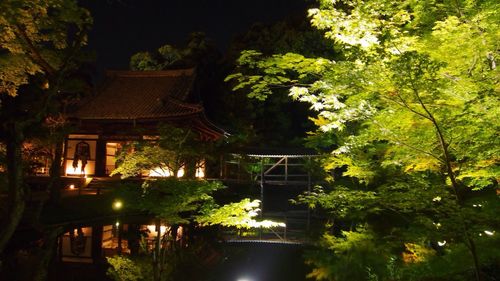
top-left (228, 0), bottom-right (499, 280)
top-left (0, 0), bottom-right (91, 96)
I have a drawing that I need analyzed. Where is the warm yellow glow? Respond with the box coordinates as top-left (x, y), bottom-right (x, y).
top-left (69, 184), bottom-right (75, 190)
top-left (146, 224), bottom-right (168, 237)
top-left (176, 167), bottom-right (185, 177)
top-left (432, 196), bottom-right (441, 202)
top-left (68, 134), bottom-right (99, 139)
top-left (195, 161), bottom-right (205, 178)
top-left (112, 200), bottom-right (123, 210)
top-left (68, 227), bottom-right (92, 237)
top-left (247, 220), bottom-right (286, 228)
top-left (149, 167), bottom-right (173, 177)
top-left (148, 166), bottom-right (187, 178)
top-left (85, 177), bottom-right (92, 185)
top-left (484, 230), bottom-right (495, 236)
top-left (437, 240), bottom-right (447, 246)
top-left (65, 161), bottom-right (94, 176)
top-left (115, 221), bottom-right (120, 227)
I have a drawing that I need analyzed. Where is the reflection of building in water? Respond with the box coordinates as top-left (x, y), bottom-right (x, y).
top-left (69, 227), bottom-right (87, 255)
top-left (58, 223), bottom-right (184, 263)
top-left (60, 227), bottom-right (93, 263)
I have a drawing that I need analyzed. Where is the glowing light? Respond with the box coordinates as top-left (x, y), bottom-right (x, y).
top-left (148, 166), bottom-right (188, 178)
top-left (176, 167), bottom-right (185, 178)
top-left (195, 166), bottom-right (205, 178)
top-left (85, 177), bottom-right (92, 185)
top-left (195, 161), bottom-right (205, 178)
top-left (237, 278), bottom-right (253, 281)
top-left (437, 240), bottom-right (447, 246)
top-left (146, 225), bottom-right (168, 237)
top-left (432, 196), bottom-right (441, 202)
top-left (149, 167), bottom-right (173, 177)
top-left (69, 184), bottom-right (75, 190)
top-left (484, 230), bottom-right (495, 236)
top-left (65, 161), bottom-right (94, 176)
top-left (115, 221), bottom-right (120, 227)
top-left (247, 220), bottom-right (286, 228)
top-left (112, 200), bottom-right (123, 210)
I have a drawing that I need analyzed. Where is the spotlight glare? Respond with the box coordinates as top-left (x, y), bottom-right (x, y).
top-left (484, 230), bottom-right (495, 236)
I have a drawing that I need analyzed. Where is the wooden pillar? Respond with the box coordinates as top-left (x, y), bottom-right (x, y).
top-left (219, 154), bottom-right (224, 179)
top-left (95, 138), bottom-right (106, 176)
top-left (62, 138), bottom-right (69, 176)
top-left (91, 225), bottom-right (103, 263)
top-left (260, 157), bottom-right (264, 217)
top-left (57, 235), bottom-right (63, 262)
top-left (284, 156), bottom-right (288, 182)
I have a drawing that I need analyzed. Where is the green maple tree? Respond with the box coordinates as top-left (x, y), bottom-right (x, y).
top-left (228, 0), bottom-right (499, 280)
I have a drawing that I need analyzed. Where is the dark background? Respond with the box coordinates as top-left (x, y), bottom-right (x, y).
top-left (82, 0), bottom-right (308, 70)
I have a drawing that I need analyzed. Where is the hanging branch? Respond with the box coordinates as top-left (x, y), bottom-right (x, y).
top-left (14, 25), bottom-right (56, 77)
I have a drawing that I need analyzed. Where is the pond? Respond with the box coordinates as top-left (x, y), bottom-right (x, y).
top-left (48, 221), bottom-right (311, 281)
top-left (206, 242), bottom-right (310, 281)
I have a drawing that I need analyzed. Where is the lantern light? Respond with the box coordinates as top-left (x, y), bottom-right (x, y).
top-left (112, 199), bottom-right (123, 210)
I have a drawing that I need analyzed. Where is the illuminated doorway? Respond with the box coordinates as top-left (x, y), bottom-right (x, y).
top-left (105, 142), bottom-right (127, 176)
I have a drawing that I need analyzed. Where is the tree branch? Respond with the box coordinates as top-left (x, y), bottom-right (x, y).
top-left (14, 25), bottom-right (56, 77)
top-left (373, 121), bottom-right (443, 162)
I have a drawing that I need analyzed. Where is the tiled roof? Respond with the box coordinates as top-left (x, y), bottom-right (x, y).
top-left (234, 147), bottom-right (318, 157)
top-left (73, 68), bottom-right (203, 120)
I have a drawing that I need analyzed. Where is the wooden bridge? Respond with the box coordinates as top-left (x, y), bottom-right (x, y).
top-left (220, 148), bottom-right (320, 243)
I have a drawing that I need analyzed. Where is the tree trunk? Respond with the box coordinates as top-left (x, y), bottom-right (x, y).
top-left (415, 94), bottom-right (482, 281)
top-left (30, 138), bottom-right (64, 225)
top-left (31, 227), bottom-right (62, 281)
top-left (185, 158), bottom-right (197, 179)
top-left (435, 127), bottom-right (482, 281)
top-left (48, 140), bottom-right (64, 204)
top-left (0, 123), bottom-right (26, 255)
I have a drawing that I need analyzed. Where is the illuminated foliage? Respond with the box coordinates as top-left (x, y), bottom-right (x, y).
top-left (0, 0), bottom-right (91, 96)
top-left (106, 256), bottom-right (145, 281)
top-left (111, 125), bottom-right (206, 179)
top-left (228, 0), bottom-right (499, 280)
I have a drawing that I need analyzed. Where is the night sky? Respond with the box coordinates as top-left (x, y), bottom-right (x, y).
top-left (82, 0), bottom-right (309, 70)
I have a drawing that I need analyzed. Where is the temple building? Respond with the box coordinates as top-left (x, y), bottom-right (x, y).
top-left (62, 68), bottom-right (225, 177)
